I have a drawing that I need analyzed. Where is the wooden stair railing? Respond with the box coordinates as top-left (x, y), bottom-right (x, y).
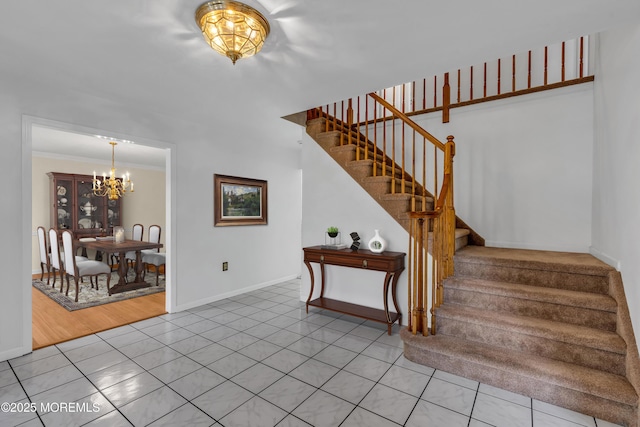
top-left (309, 92), bottom-right (457, 336)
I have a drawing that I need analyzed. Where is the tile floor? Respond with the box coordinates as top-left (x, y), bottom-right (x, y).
top-left (0, 279), bottom-right (624, 427)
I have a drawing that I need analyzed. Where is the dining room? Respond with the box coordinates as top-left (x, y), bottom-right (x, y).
top-left (30, 126), bottom-right (169, 349)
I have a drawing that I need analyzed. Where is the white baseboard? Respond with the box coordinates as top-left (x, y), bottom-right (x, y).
top-left (172, 274), bottom-right (300, 313)
top-left (589, 246), bottom-right (621, 271)
top-left (0, 345), bottom-right (32, 363)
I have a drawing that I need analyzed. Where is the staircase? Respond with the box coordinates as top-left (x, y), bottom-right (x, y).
top-left (305, 102), bottom-right (640, 426)
top-left (401, 246), bottom-right (639, 427)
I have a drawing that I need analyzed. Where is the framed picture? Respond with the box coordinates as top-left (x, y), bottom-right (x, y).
top-left (214, 174), bottom-right (268, 226)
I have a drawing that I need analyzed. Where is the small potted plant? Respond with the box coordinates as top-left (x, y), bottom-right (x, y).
top-left (327, 226), bottom-right (339, 238)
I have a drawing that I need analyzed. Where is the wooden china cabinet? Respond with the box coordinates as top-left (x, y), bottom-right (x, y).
top-left (47, 172), bottom-right (122, 240)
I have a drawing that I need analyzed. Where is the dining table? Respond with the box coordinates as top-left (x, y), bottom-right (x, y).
top-left (76, 238), bottom-right (163, 295)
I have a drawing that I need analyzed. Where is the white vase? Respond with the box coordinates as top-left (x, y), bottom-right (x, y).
top-left (368, 229), bottom-right (386, 253)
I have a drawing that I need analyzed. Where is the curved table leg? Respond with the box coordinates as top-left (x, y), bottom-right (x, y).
top-left (304, 260), bottom-right (314, 313)
top-left (390, 268), bottom-right (404, 330)
top-left (382, 272), bottom-right (393, 330)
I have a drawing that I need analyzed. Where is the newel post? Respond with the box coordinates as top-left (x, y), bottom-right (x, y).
top-left (444, 135), bottom-right (456, 281)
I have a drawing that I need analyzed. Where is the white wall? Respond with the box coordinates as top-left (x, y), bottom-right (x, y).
top-left (0, 79), bottom-right (303, 361)
top-left (31, 155), bottom-right (166, 273)
top-left (411, 84), bottom-right (595, 252)
top-left (301, 135), bottom-right (408, 317)
top-left (592, 23), bottom-right (640, 342)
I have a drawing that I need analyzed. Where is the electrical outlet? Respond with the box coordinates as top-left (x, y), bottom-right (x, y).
top-left (222, 262), bottom-right (228, 271)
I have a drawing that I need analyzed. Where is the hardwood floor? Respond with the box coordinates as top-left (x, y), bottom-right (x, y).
top-left (32, 285), bottom-right (166, 350)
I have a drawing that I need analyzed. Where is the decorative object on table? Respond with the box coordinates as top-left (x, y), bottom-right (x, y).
top-left (326, 226), bottom-right (340, 244)
top-left (368, 229), bottom-right (387, 253)
top-left (214, 174), bottom-right (268, 226)
top-left (195, 0), bottom-right (270, 65)
top-left (113, 226), bottom-right (125, 243)
top-left (350, 232), bottom-right (361, 251)
top-left (92, 141), bottom-right (134, 200)
top-left (322, 226), bottom-right (347, 249)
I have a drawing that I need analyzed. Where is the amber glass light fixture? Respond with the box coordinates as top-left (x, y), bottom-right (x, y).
top-left (195, 0), bottom-right (270, 65)
top-left (92, 141), bottom-right (134, 200)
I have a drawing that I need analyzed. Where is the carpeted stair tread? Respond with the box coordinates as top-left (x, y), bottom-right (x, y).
top-left (436, 304), bottom-right (626, 354)
top-left (455, 246), bottom-right (613, 276)
top-left (405, 333), bottom-right (638, 407)
top-left (445, 276), bottom-right (617, 312)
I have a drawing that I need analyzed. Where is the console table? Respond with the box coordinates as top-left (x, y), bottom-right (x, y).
top-left (303, 246), bottom-right (405, 335)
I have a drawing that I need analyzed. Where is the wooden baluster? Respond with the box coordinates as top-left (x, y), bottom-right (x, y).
top-left (382, 90), bottom-right (387, 177)
top-left (325, 104), bottom-right (330, 132)
top-left (422, 137), bottom-right (427, 211)
top-left (527, 50), bottom-right (532, 89)
top-left (497, 58), bottom-right (502, 95)
top-left (414, 217), bottom-right (425, 335)
top-left (430, 214), bottom-right (438, 335)
top-left (433, 76), bottom-right (437, 108)
top-left (340, 100), bottom-right (345, 145)
top-left (347, 99), bottom-right (353, 148)
top-left (401, 85), bottom-right (406, 194)
top-left (469, 65), bottom-right (474, 100)
top-left (434, 145), bottom-right (438, 210)
top-left (579, 36), bottom-right (584, 78)
top-left (483, 62), bottom-right (487, 98)
top-left (561, 41), bottom-right (566, 82)
top-left (391, 87), bottom-right (396, 192)
top-left (373, 96), bottom-right (378, 177)
top-left (332, 103), bottom-right (337, 135)
top-left (407, 218), bottom-right (416, 333)
top-left (412, 81), bottom-right (416, 115)
top-left (442, 72), bottom-right (450, 123)
top-left (544, 46), bottom-right (548, 85)
top-left (512, 54), bottom-right (516, 92)
top-left (423, 78), bottom-right (426, 110)
top-left (364, 96), bottom-right (369, 161)
top-left (456, 69), bottom-right (461, 103)
top-left (411, 129), bottom-right (416, 209)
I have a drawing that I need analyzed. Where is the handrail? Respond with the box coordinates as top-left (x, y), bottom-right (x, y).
top-left (368, 93), bottom-right (446, 152)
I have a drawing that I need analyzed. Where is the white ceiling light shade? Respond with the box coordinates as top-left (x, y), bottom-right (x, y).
top-left (195, 1), bottom-right (270, 65)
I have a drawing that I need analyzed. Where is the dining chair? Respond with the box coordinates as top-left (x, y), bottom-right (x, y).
top-left (142, 251), bottom-right (165, 286)
top-left (144, 225), bottom-right (161, 252)
top-left (37, 226), bottom-right (50, 286)
top-left (61, 230), bottom-right (111, 302)
top-left (141, 224), bottom-right (163, 285)
top-left (122, 223), bottom-right (144, 269)
top-left (48, 228), bottom-right (64, 290)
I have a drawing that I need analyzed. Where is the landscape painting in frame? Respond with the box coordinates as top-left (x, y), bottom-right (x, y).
top-left (214, 174), bottom-right (268, 226)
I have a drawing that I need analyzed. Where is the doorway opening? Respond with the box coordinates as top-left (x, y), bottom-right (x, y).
top-left (24, 116), bottom-right (175, 350)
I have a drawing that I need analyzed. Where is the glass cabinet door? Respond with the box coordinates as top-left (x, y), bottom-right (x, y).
top-left (76, 178), bottom-right (105, 232)
top-left (55, 178), bottom-right (73, 230)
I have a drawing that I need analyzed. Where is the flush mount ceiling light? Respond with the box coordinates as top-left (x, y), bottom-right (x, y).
top-left (195, 0), bottom-right (270, 65)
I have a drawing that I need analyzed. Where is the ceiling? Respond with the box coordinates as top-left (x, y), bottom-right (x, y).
top-left (3, 0), bottom-right (640, 162)
top-left (31, 126), bottom-right (167, 169)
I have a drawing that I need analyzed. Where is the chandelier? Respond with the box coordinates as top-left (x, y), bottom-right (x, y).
top-left (195, 0), bottom-right (270, 65)
top-left (92, 141), bottom-right (134, 200)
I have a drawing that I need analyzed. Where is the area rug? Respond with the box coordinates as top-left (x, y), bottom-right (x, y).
top-left (33, 271), bottom-right (165, 311)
